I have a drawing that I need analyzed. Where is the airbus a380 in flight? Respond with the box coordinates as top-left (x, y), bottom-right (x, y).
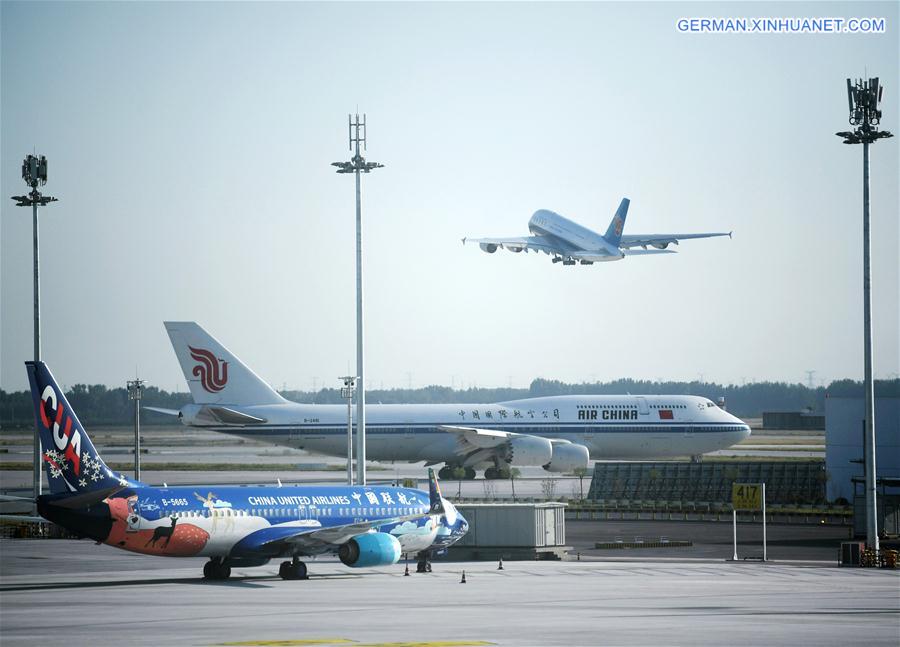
top-left (464, 198), bottom-right (731, 265)
top-left (153, 323), bottom-right (751, 479)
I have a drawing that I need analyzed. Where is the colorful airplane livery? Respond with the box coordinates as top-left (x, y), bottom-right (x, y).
top-left (23, 361), bottom-right (468, 579)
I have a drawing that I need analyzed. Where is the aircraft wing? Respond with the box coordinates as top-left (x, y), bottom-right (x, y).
top-left (463, 236), bottom-right (569, 255)
top-left (619, 232), bottom-right (731, 249)
top-left (231, 511), bottom-right (432, 557)
top-left (439, 424), bottom-right (517, 449)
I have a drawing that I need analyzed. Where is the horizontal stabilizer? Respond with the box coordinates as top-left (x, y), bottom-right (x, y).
top-left (143, 406), bottom-right (180, 417)
top-left (0, 494), bottom-right (36, 503)
top-left (44, 485), bottom-right (125, 510)
top-left (0, 514), bottom-right (45, 524)
top-left (198, 405), bottom-right (267, 425)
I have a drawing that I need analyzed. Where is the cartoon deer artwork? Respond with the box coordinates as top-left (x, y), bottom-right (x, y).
top-left (145, 516), bottom-right (177, 548)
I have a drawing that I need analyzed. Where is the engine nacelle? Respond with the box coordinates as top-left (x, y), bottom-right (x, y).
top-left (543, 443), bottom-right (590, 473)
top-left (651, 242), bottom-right (669, 249)
top-left (338, 532), bottom-right (402, 568)
top-left (503, 435), bottom-right (553, 466)
top-left (479, 242), bottom-right (498, 253)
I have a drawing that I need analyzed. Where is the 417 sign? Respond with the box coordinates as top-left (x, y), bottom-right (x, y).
top-left (732, 483), bottom-right (763, 510)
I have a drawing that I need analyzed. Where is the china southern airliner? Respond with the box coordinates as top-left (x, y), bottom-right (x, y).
top-left (152, 323), bottom-right (751, 479)
top-left (5, 361), bottom-right (467, 579)
top-left (464, 198), bottom-right (731, 265)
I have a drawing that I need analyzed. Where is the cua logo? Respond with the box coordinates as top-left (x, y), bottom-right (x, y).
top-left (40, 385), bottom-right (82, 475)
top-left (189, 346), bottom-right (229, 393)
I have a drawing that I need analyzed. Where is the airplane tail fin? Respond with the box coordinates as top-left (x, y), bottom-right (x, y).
top-left (26, 361), bottom-right (138, 495)
top-left (603, 198), bottom-right (630, 247)
top-left (164, 322), bottom-right (287, 406)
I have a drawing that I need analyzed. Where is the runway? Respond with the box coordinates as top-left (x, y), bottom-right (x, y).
top-left (1, 538), bottom-right (897, 647)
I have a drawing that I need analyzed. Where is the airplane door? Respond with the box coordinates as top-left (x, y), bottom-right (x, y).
top-left (636, 397), bottom-right (649, 416)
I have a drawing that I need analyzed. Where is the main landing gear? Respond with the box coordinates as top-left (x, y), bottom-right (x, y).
top-left (437, 465), bottom-right (476, 480)
top-left (483, 466), bottom-right (511, 480)
top-left (203, 557), bottom-right (232, 580)
top-left (278, 557), bottom-right (308, 580)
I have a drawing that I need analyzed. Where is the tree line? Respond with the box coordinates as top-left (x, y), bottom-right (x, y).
top-left (1, 378), bottom-right (897, 429)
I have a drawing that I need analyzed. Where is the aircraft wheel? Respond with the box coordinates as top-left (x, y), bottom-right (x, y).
top-left (291, 561), bottom-right (308, 579)
top-left (438, 466), bottom-right (453, 480)
top-left (464, 467), bottom-right (476, 480)
top-left (204, 559), bottom-right (231, 580)
top-left (484, 467), bottom-right (499, 480)
top-left (280, 559), bottom-right (308, 580)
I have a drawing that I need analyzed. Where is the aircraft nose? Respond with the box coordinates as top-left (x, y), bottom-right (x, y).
top-left (458, 513), bottom-right (469, 535)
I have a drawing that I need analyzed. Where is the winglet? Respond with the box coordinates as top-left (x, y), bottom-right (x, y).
top-left (461, 237), bottom-right (467, 245)
top-left (427, 468), bottom-right (445, 515)
top-left (729, 231), bottom-right (733, 239)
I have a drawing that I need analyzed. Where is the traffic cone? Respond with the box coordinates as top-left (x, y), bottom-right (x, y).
top-left (460, 570), bottom-right (467, 583)
top-left (497, 557), bottom-right (504, 570)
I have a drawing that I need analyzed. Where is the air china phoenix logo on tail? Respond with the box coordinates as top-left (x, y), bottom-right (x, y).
top-left (614, 216), bottom-right (624, 237)
top-left (189, 346), bottom-right (229, 393)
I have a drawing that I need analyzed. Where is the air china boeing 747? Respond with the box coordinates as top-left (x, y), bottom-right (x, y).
top-left (464, 198), bottom-right (731, 265)
top-left (151, 323), bottom-right (751, 479)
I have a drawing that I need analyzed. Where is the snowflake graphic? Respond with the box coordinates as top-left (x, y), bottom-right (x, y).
top-left (79, 479), bottom-right (87, 487)
top-left (50, 468), bottom-right (62, 479)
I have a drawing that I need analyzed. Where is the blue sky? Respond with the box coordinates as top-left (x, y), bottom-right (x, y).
top-left (2, 1), bottom-right (897, 392)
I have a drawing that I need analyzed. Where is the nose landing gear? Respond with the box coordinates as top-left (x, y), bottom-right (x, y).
top-left (415, 551), bottom-right (433, 573)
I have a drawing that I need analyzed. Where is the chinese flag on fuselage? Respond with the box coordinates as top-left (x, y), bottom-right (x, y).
top-left (658, 409), bottom-right (674, 420)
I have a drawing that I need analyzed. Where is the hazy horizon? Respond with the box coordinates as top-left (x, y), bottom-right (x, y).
top-left (2, 2), bottom-right (898, 394)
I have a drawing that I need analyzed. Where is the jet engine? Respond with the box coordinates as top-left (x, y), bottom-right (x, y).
top-left (543, 443), bottom-right (590, 472)
top-left (651, 242), bottom-right (669, 249)
top-left (479, 242), bottom-right (498, 253)
top-left (338, 532), bottom-right (402, 568)
top-left (503, 435), bottom-right (553, 466)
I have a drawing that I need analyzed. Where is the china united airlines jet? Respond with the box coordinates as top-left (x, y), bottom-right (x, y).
top-left (464, 198), bottom-right (731, 265)
top-left (8, 361), bottom-right (468, 580)
top-left (153, 323), bottom-right (751, 479)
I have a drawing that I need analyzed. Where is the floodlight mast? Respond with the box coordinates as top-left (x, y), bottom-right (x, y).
top-left (11, 154), bottom-right (59, 508)
top-left (127, 379), bottom-right (145, 480)
top-left (331, 114), bottom-right (383, 486)
top-left (339, 376), bottom-right (357, 485)
top-left (836, 77), bottom-right (893, 554)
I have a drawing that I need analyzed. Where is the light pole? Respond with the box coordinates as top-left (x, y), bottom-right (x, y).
top-left (11, 154), bottom-right (58, 507)
top-left (836, 77), bottom-right (893, 553)
top-left (339, 376), bottom-right (357, 485)
top-left (332, 114), bottom-right (383, 486)
top-left (127, 379), bottom-right (145, 480)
